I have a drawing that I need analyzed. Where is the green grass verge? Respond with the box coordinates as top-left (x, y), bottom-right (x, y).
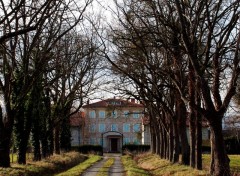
top-left (202, 154), bottom-right (240, 174)
top-left (55, 155), bottom-right (101, 176)
top-left (0, 152), bottom-right (87, 176)
top-left (135, 153), bottom-right (240, 176)
top-left (97, 158), bottom-right (115, 176)
top-left (135, 153), bottom-right (209, 176)
top-left (121, 155), bottom-right (150, 176)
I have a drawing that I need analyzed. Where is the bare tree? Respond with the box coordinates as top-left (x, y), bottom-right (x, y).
top-left (104, 0), bottom-right (192, 164)
top-left (48, 30), bottom-right (102, 154)
top-left (173, 1), bottom-right (240, 175)
top-left (0, 0), bottom-right (94, 167)
top-left (102, 0), bottom-right (240, 175)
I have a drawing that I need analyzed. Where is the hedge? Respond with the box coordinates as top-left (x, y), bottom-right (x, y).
top-left (122, 144), bottom-right (150, 153)
top-left (71, 145), bottom-right (103, 154)
top-left (225, 137), bottom-right (240, 154)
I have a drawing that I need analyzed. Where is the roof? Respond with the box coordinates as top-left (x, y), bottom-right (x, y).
top-left (82, 98), bottom-right (144, 108)
top-left (70, 111), bottom-right (85, 127)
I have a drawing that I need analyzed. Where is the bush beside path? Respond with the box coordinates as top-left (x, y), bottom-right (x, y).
top-left (0, 152), bottom-right (87, 176)
top-left (128, 152), bottom-right (240, 176)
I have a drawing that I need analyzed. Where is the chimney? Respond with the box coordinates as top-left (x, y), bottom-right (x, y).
top-left (130, 98), bottom-right (135, 103)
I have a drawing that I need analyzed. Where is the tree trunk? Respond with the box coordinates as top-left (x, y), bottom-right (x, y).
top-left (15, 107), bottom-right (32, 164)
top-left (189, 62), bottom-right (196, 167)
top-left (41, 118), bottom-right (49, 158)
top-left (33, 139), bottom-right (41, 161)
top-left (32, 121), bottom-right (41, 161)
top-left (169, 121), bottom-right (174, 162)
top-left (0, 106), bottom-right (14, 167)
top-left (0, 130), bottom-right (11, 167)
top-left (195, 110), bottom-right (202, 170)
top-left (172, 118), bottom-right (180, 163)
top-left (177, 100), bottom-right (190, 165)
top-left (60, 117), bottom-right (70, 152)
top-left (209, 117), bottom-right (230, 176)
top-left (44, 88), bottom-right (54, 156)
top-left (195, 81), bottom-right (202, 170)
top-left (151, 112), bottom-right (161, 155)
top-left (54, 125), bottom-right (60, 154)
top-left (150, 124), bottom-right (156, 153)
top-left (164, 127), bottom-right (168, 159)
top-left (155, 123), bottom-right (161, 155)
top-left (189, 111), bottom-right (196, 167)
top-left (160, 124), bottom-right (164, 158)
top-left (17, 145), bottom-right (27, 164)
top-left (48, 118), bottom-right (54, 156)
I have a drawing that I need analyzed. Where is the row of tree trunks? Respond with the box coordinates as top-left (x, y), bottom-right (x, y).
top-left (147, 101), bottom-right (188, 165)
top-left (107, 1), bottom-right (239, 175)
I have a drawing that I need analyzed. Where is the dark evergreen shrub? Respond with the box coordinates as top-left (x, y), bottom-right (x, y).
top-left (202, 146), bottom-right (211, 153)
top-left (71, 145), bottom-right (103, 154)
top-left (225, 137), bottom-right (240, 154)
top-left (122, 144), bottom-right (150, 153)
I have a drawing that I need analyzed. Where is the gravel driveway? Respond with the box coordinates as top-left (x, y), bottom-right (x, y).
top-left (81, 153), bottom-right (125, 176)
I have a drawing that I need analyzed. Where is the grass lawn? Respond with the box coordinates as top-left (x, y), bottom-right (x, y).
top-left (130, 153), bottom-right (240, 176)
top-left (0, 152), bottom-right (87, 176)
top-left (134, 153), bottom-right (209, 176)
top-left (202, 154), bottom-right (240, 174)
top-left (121, 155), bottom-right (150, 176)
top-left (55, 155), bottom-right (101, 176)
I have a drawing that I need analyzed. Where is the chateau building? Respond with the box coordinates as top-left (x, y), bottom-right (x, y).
top-left (81, 98), bottom-right (150, 153)
top-left (69, 98), bottom-right (210, 152)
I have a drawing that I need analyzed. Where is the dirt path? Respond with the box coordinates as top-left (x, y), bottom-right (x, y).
top-left (81, 153), bottom-right (125, 176)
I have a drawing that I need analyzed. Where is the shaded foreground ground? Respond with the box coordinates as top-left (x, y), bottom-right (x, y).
top-left (0, 152), bottom-right (87, 176)
top-left (1, 152), bottom-right (239, 176)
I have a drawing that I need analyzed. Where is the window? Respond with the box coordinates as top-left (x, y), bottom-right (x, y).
top-left (111, 124), bottom-right (118, 131)
top-left (90, 138), bottom-right (96, 145)
top-left (133, 124), bottom-right (140, 132)
top-left (110, 101), bottom-right (121, 105)
top-left (123, 111), bottom-right (129, 117)
top-left (123, 123), bottom-right (130, 132)
top-left (97, 138), bottom-right (101, 145)
top-left (99, 111), bottom-right (105, 118)
top-left (123, 137), bottom-right (130, 144)
top-left (110, 101), bottom-right (115, 105)
top-left (89, 111), bottom-right (96, 118)
top-left (133, 112), bottom-right (140, 118)
top-left (89, 124), bottom-right (96, 132)
top-left (99, 124), bottom-right (105, 132)
top-left (99, 138), bottom-right (106, 146)
top-left (133, 137), bottom-right (140, 144)
top-left (112, 110), bottom-right (117, 118)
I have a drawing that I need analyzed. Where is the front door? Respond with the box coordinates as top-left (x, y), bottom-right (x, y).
top-left (111, 138), bottom-right (118, 152)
